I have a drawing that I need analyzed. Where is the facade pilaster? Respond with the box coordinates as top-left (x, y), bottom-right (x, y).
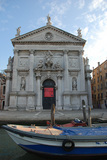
top-left (79, 50), bottom-right (85, 91)
top-left (57, 71), bottom-right (62, 110)
top-left (4, 69), bottom-right (12, 110)
top-left (36, 71), bottom-right (42, 110)
top-left (63, 50), bottom-right (71, 110)
top-left (12, 49), bottom-right (19, 91)
top-left (63, 50), bottom-right (69, 91)
top-left (29, 50), bottom-right (34, 92)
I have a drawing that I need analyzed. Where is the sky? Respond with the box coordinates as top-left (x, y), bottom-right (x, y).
top-left (0, 0), bottom-right (107, 72)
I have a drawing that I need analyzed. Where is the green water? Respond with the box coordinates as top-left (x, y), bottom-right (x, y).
top-left (0, 128), bottom-right (106, 160)
top-left (0, 128), bottom-right (46, 160)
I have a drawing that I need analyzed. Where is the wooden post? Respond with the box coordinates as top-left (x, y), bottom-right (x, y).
top-left (83, 105), bottom-right (87, 122)
top-left (88, 106), bottom-right (92, 127)
top-left (51, 104), bottom-right (55, 126)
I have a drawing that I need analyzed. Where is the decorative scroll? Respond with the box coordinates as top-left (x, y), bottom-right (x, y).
top-left (44, 88), bottom-right (54, 97)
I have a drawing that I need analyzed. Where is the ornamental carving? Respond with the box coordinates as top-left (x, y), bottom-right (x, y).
top-left (45, 51), bottom-right (53, 68)
top-left (34, 51), bottom-right (63, 71)
top-left (69, 58), bottom-right (78, 68)
top-left (19, 58), bottom-right (29, 67)
top-left (45, 32), bottom-right (53, 41)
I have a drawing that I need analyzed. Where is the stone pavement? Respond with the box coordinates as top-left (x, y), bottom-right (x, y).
top-left (0, 109), bottom-right (107, 125)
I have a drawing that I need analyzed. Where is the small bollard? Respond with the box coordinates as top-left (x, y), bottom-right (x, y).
top-left (83, 105), bottom-right (87, 123)
top-left (51, 104), bottom-right (55, 126)
top-left (88, 106), bottom-right (92, 127)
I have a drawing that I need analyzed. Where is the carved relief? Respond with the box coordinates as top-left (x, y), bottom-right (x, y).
top-left (45, 51), bottom-right (53, 68)
top-left (19, 58), bottom-right (29, 67)
top-left (72, 77), bottom-right (77, 90)
top-left (69, 58), bottom-right (78, 68)
top-left (20, 77), bottom-right (26, 91)
top-left (34, 51), bottom-right (63, 71)
top-left (54, 62), bottom-right (62, 70)
top-left (37, 60), bottom-right (43, 69)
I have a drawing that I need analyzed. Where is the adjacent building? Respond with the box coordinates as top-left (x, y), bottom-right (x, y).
top-left (4, 16), bottom-right (92, 111)
top-left (0, 72), bottom-right (6, 110)
top-left (92, 60), bottom-right (107, 108)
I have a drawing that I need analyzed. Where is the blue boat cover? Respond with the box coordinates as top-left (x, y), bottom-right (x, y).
top-left (53, 126), bottom-right (107, 136)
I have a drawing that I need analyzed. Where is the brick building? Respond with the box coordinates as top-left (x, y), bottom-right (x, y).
top-left (92, 60), bottom-right (107, 108)
top-left (0, 73), bottom-right (6, 110)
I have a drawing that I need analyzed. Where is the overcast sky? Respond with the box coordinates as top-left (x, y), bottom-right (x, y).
top-left (0, 0), bottom-right (107, 71)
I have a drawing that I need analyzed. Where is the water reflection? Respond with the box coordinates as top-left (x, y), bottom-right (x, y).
top-left (0, 128), bottom-right (106, 160)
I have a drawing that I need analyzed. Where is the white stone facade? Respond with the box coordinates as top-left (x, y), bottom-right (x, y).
top-left (4, 24), bottom-right (92, 111)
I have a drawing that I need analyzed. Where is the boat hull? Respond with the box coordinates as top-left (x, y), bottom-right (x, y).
top-left (2, 125), bottom-right (107, 158)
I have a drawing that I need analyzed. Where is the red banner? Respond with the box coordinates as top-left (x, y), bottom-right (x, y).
top-left (44, 88), bottom-right (54, 97)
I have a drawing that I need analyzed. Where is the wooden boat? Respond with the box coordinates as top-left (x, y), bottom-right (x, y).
top-left (2, 124), bottom-right (107, 159)
top-left (47, 119), bottom-right (87, 127)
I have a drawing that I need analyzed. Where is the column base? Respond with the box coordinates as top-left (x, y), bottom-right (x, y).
top-left (4, 106), bottom-right (9, 111)
top-left (63, 105), bottom-right (72, 110)
top-left (8, 106), bottom-right (17, 111)
top-left (36, 105), bottom-right (43, 111)
top-left (56, 105), bottom-right (62, 110)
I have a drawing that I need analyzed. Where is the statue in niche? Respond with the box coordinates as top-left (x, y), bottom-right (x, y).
top-left (72, 77), bottom-right (77, 90)
top-left (37, 60), bottom-right (43, 69)
top-left (45, 51), bottom-right (53, 68)
top-left (20, 77), bottom-right (26, 91)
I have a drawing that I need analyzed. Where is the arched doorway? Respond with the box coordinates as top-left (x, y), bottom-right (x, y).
top-left (42, 79), bottom-right (56, 109)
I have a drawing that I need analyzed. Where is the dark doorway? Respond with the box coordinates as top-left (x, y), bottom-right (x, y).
top-left (43, 79), bottom-right (56, 109)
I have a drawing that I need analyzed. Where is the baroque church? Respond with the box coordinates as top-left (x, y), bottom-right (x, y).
top-left (4, 16), bottom-right (92, 111)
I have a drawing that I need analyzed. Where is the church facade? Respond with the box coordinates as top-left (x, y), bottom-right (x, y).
top-left (4, 17), bottom-right (92, 111)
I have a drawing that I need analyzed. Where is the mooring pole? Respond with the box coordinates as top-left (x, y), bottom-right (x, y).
top-left (83, 105), bottom-right (87, 123)
top-left (51, 104), bottom-right (55, 126)
top-left (88, 106), bottom-right (92, 127)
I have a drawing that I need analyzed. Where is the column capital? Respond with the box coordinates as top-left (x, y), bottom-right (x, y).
top-left (29, 49), bottom-right (35, 55)
top-left (57, 71), bottom-right (62, 79)
top-left (36, 71), bottom-right (41, 79)
top-left (79, 50), bottom-right (84, 56)
top-left (63, 50), bottom-right (69, 55)
top-left (14, 49), bottom-right (19, 54)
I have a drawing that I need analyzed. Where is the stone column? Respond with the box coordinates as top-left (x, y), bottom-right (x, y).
top-left (57, 71), bottom-right (62, 110)
top-left (36, 71), bottom-right (42, 110)
top-left (29, 50), bottom-right (34, 92)
top-left (12, 49), bottom-right (19, 91)
top-left (63, 50), bottom-right (71, 110)
top-left (79, 50), bottom-right (85, 91)
top-left (63, 50), bottom-right (69, 91)
top-left (4, 68), bottom-right (12, 110)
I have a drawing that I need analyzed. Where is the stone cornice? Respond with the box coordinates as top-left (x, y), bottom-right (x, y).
top-left (11, 41), bottom-right (85, 47)
top-left (34, 68), bottom-right (63, 72)
top-left (63, 91), bottom-right (87, 96)
top-left (11, 25), bottom-right (86, 42)
top-left (68, 69), bottom-right (80, 72)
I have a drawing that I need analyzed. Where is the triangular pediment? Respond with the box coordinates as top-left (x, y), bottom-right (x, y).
top-left (11, 25), bottom-right (86, 45)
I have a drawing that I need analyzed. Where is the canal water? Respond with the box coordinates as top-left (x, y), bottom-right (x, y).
top-left (0, 128), bottom-right (106, 160)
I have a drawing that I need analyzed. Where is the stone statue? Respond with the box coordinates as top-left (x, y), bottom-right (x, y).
top-left (46, 14), bottom-right (52, 25)
top-left (54, 62), bottom-right (61, 70)
top-left (37, 60), bottom-right (43, 69)
top-left (77, 28), bottom-right (82, 38)
top-left (72, 77), bottom-right (77, 90)
top-left (20, 77), bottom-right (26, 91)
top-left (45, 51), bottom-right (53, 68)
top-left (15, 26), bottom-right (21, 37)
top-left (85, 57), bottom-right (89, 65)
